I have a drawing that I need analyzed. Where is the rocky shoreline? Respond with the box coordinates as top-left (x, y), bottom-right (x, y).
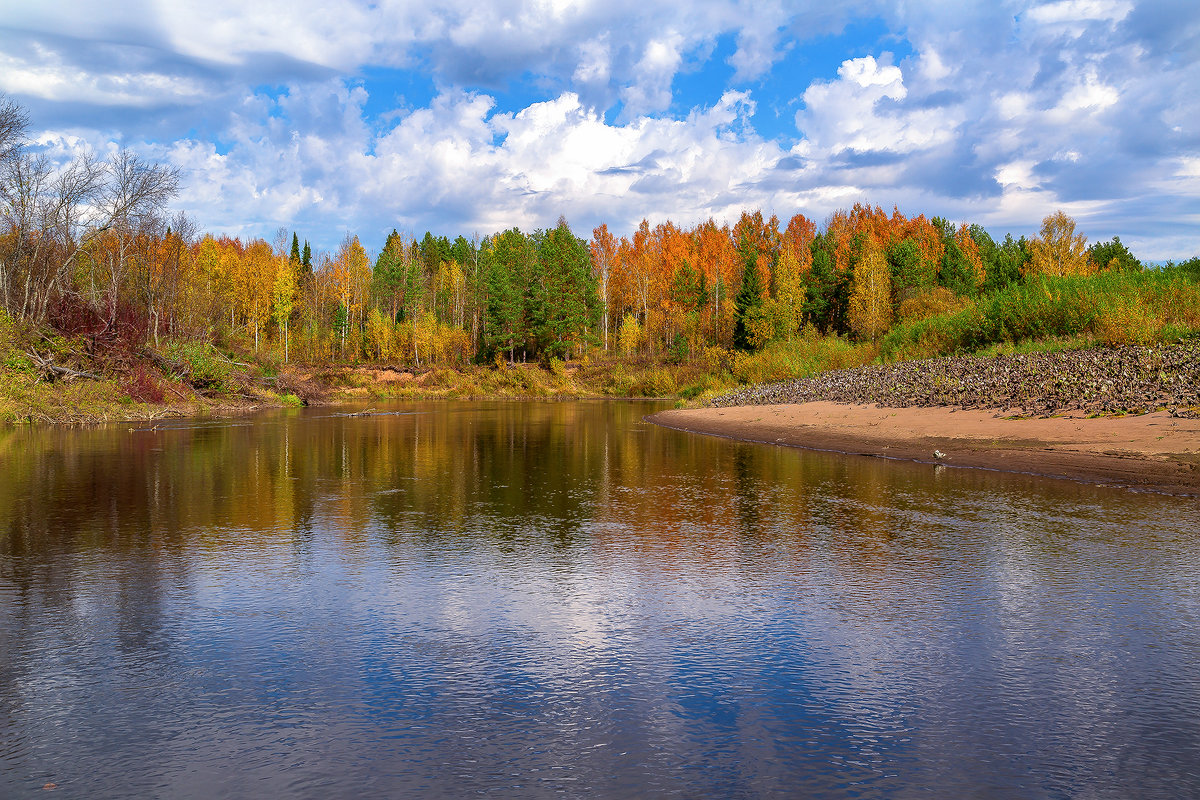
top-left (711, 341), bottom-right (1200, 418)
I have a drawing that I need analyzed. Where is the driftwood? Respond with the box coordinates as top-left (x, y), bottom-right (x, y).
top-left (25, 350), bottom-right (102, 382)
top-left (332, 408), bottom-right (413, 418)
top-left (334, 408), bottom-right (378, 417)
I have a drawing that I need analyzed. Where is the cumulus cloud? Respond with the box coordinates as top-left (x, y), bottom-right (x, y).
top-left (798, 0), bottom-right (1200, 257)
top-left (796, 54), bottom-right (960, 157)
top-left (619, 33), bottom-right (686, 116)
top-left (167, 84), bottom-right (794, 248)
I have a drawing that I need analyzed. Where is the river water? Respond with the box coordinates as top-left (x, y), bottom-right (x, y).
top-left (2, 400), bottom-right (1199, 798)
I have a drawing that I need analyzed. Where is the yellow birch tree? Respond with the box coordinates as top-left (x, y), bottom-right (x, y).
top-left (273, 255), bottom-right (298, 362)
top-left (242, 240), bottom-right (276, 351)
top-left (1028, 210), bottom-right (1091, 277)
top-left (848, 243), bottom-right (892, 342)
top-left (331, 234), bottom-right (371, 354)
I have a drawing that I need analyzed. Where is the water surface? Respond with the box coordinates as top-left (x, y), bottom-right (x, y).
top-left (2, 400), bottom-right (1199, 797)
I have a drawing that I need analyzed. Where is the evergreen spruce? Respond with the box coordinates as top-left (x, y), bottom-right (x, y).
top-left (981, 234), bottom-right (1029, 292)
top-left (484, 229), bottom-right (533, 361)
top-left (939, 238), bottom-right (976, 296)
top-left (805, 234), bottom-right (836, 332)
top-left (532, 219), bottom-right (599, 359)
top-left (733, 235), bottom-right (765, 351)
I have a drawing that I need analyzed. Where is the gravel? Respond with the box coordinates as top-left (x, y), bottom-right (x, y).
top-left (711, 341), bottom-right (1200, 418)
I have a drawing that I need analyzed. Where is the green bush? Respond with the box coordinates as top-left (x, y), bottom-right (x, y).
top-left (880, 269), bottom-right (1200, 361)
top-left (973, 276), bottom-right (1100, 344)
top-left (162, 340), bottom-right (230, 392)
top-left (627, 368), bottom-right (677, 397)
top-left (727, 335), bottom-right (873, 384)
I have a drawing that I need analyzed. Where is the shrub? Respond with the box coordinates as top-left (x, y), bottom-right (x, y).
top-left (679, 374), bottom-right (723, 400)
top-left (897, 286), bottom-right (970, 324)
top-left (728, 336), bottom-right (873, 384)
top-left (162, 340), bottom-right (230, 392)
top-left (0, 310), bottom-right (28, 369)
top-left (1093, 297), bottom-right (1160, 346)
top-left (627, 368), bottom-right (677, 397)
top-left (974, 276), bottom-right (1099, 344)
top-left (121, 365), bottom-right (165, 403)
top-left (880, 306), bottom-right (981, 361)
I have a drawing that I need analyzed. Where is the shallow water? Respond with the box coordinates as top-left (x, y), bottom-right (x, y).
top-left (2, 400), bottom-right (1199, 798)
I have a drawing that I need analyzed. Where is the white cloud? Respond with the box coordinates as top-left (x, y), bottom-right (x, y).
top-left (1053, 73), bottom-right (1119, 115)
top-left (796, 55), bottom-right (959, 157)
top-left (917, 48), bottom-right (951, 82)
top-left (0, 1), bottom-right (850, 116)
top-left (572, 35), bottom-right (612, 85)
top-left (620, 32), bottom-right (686, 116)
top-left (1025, 0), bottom-right (1133, 27)
top-left (0, 50), bottom-right (208, 107)
top-left (995, 160), bottom-right (1039, 189)
top-left (150, 83), bottom-right (796, 248)
top-left (726, 0), bottom-right (788, 81)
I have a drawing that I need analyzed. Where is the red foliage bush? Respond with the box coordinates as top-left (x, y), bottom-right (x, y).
top-left (121, 365), bottom-right (165, 403)
top-left (48, 294), bottom-right (105, 337)
top-left (48, 293), bottom-right (148, 352)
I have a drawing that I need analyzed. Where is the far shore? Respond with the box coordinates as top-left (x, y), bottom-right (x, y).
top-left (649, 402), bottom-right (1200, 496)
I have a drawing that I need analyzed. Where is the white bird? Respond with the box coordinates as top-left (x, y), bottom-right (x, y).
top-left (934, 450), bottom-right (946, 459)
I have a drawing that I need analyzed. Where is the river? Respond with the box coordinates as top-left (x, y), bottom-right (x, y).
top-left (2, 400), bottom-right (1198, 797)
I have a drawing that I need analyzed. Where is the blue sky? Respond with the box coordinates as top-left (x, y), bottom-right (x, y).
top-left (1, 0), bottom-right (1198, 259)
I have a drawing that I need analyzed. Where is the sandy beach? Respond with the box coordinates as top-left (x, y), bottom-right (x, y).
top-left (649, 403), bottom-right (1200, 495)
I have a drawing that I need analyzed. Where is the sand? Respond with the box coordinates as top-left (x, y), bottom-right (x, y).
top-left (649, 403), bottom-right (1200, 496)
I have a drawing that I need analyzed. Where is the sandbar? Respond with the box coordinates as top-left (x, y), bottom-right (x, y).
top-left (649, 403), bottom-right (1200, 496)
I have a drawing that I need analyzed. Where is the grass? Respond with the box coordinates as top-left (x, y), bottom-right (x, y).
top-left (879, 268), bottom-right (1200, 362)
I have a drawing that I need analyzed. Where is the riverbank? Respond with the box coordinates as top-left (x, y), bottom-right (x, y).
top-left (651, 341), bottom-right (1200, 495)
top-left (0, 356), bottom-right (691, 424)
top-left (5, 333), bottom-right (1198, 429)
top-left (649, 403), bottom-right (1200, 495)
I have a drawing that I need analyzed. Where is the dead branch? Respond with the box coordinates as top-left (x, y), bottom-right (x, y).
top-left (25, 350), bottom-right (101, 382)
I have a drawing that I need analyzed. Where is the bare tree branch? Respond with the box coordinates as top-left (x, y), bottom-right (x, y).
top-left (0, 93), bottom-right (28, 166)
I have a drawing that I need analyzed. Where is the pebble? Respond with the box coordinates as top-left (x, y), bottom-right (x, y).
top-left (710, 342), bottom-right (1200, 418)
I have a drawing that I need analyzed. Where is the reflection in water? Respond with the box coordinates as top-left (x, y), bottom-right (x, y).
top-left (2, 400), bottom-right (1199, 798)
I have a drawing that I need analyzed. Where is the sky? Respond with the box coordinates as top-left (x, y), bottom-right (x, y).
top-left (1, 0), bottom-right (1198, 259)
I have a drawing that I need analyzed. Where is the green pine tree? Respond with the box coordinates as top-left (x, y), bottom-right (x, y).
top-left (484, 228), bottom-right (534, 361)
top-left (939, 238), bottom-right (976, 296)
top-left (733, 234), bottom-right (765, 351)
top-left (531, 219), bottom-right (600, 359)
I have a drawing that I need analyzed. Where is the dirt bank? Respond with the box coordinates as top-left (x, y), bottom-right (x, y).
top-left (650, 403), bottom-right (1200, 496)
